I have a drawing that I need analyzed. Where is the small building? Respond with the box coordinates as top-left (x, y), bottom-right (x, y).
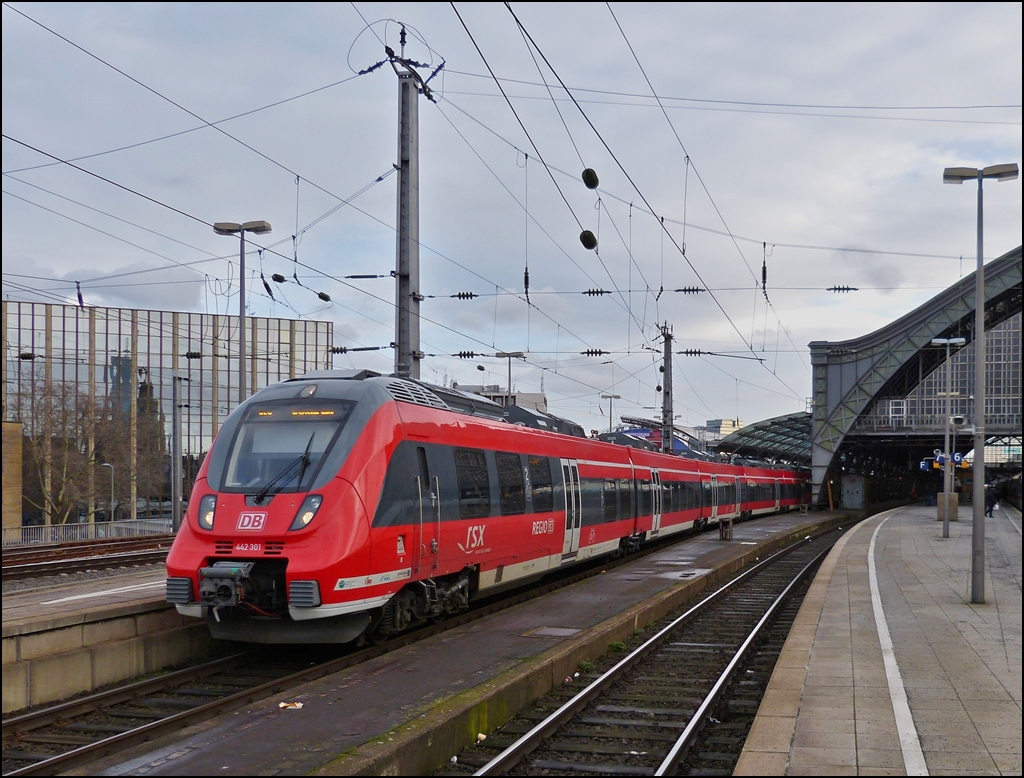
top-left (452, 383), bottom-right (548, 414)
top-left (842, 473), bottom-right (866, 509)
top-left (706, 418), bottom-right (744, 437)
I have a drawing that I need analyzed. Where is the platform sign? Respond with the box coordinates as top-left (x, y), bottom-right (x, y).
top-left (920, 460), bottom-right (929, 471)
top-left (952, 452), bottom-right (964, 464)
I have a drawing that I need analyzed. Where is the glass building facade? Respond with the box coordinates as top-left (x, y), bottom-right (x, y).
top-left (2, 301), bottom-right (332, 523)
top-left (883, 313), bottom-right (1021, 424)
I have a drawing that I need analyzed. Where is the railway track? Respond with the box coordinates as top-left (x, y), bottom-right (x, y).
top-left (2, 536), bottom-right (174, 582)
top-left (1, 517), bottom-right (839, 775)
top-left (1, 520), bottom-right (732, 776)
top-left (443, 528), bottom-right (839, 776)
top-left (0, 651), bottom-right (333, 776)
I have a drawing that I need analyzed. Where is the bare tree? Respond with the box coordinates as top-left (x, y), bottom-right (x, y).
top-left (12, 374), bottom-right (169, 525)
top-left (12, 381), bottom-right (92, 525)
top-left (94, 379), bottom-right (167, 518)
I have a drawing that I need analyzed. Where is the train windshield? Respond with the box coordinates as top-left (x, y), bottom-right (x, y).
top-left (221, 400), bottom-right (355, 493)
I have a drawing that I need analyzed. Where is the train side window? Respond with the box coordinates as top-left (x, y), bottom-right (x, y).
top-left (581, 477), bottom-right (603, 519)
top-left (416, 447), bottom-right (430, 485)
top-left (603, 479), bottom-right (618, 522)
top-left (639, 480), bottom-right (653, 516)
top-left (455, 448), bottom-right (490, 518)
top-left (618, 478), bottom-right (633, 518)
top-left (528, 456), bottom-right (554, 513)
top-left (496, 452), bottom-right (525, 515)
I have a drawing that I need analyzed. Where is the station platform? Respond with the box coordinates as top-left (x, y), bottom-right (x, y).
top-left (62, 509), bottom-right (851, 776)
top-left (2, 569), bottom-right (214, 712)
top-left (735, 502), bottom-right (1022, 776)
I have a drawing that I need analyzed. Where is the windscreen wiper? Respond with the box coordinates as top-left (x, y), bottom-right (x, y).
top-left (294, 432), bottom-right (316, 491)
top-left (252, 433), bottom-right (316, 504)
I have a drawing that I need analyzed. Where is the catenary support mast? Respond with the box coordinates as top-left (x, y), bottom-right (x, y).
top-left (394, 27), bottom-right (422, 379)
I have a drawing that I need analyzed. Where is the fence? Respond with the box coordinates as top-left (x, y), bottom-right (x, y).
top-left (2, 518), bottom-right (174, 547)
top-left (852, 413), bottom-right (1021, 434)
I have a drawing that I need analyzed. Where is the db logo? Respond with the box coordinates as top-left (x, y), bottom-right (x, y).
top-left (237, 512), bottom-right (267, 531)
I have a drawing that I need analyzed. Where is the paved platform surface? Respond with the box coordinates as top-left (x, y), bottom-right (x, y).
top-left (57, 510), bottom-right (848, 776)
top-left (736, 502), bottom-right (1022, 776)
top-left (2, 570), bottom-right (166, 637)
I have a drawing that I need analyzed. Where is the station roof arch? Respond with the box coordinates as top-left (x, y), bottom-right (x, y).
top-left (808, 244), bottom-right (1022, 503)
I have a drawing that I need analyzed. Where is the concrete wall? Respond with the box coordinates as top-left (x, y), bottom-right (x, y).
top-left (3, 421), bottom-right (22, 529)
top-left (2, 602), bottom-right (221, 713)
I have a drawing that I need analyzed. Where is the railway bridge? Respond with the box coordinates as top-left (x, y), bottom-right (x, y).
top-left (808, 244), bottom-right (1021, 505)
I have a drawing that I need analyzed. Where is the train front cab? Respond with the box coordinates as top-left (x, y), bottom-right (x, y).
top-left (165, 377), bottom-right (408, 644)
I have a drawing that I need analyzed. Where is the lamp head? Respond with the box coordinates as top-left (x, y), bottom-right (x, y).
top-left (943, 167), bottom-right (977, 185)
top-left (982, 163), bottom-right (1018, 181)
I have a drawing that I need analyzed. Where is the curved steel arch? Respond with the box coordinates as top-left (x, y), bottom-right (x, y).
top-left (809, 245), bottom-right (1022, 503)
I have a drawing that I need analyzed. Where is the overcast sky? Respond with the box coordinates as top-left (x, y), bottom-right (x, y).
top-left (3, 2), bottom-right (1021, 436)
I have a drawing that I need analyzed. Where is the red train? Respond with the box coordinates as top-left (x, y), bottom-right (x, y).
top-left (165, 370), bottom-right (809, 643)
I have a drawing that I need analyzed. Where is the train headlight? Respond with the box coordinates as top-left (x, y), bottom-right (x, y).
top-left (289, 495), bottom-right (324, 531)
top-left (198, 494), bottom-right (217, 531)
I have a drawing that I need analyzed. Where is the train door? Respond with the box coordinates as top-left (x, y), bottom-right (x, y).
top-left (560, 459), bottom-right (582, 557)
top-left (414, 447), bottom-right (440, 573)
top-left (774, 478), bottom-right (781, 512)
top-left (650, 470), bottom-right (663, 537)
top-left (734, 476), bottom-right (741, 516)
top-left (709, 475), bottom-right (719, 520)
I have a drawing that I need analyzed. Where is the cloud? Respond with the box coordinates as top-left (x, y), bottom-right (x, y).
top-left (2, 2), bottom-right (1019, 435)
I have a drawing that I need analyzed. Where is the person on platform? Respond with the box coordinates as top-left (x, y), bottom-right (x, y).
top-left (984, 486), bottom-right (996, 517)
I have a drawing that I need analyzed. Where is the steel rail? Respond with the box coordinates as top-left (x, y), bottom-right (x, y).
top-left (2, 550), bottom-right (170, 582)
top-left (1, 654), bottom-right (249, 738)
top-left (2, 535), bottom-right (176, 563)
top-left (472, 536), bottom-right (821, 776)
top-left (2, 523), bottom-right (712, 776)
top-left (654, 545), bottom-right (830, 775)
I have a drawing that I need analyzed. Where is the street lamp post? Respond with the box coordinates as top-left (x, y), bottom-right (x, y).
top-left (100, 463), bottom-right (114, 523)
top-left (494, 352), bottom-right (525, 405)
top-left (601, 394), bottom-right (621, 434)
top-left (943, 162), bottom-right (1018, 604)
top-left (932, 337), bottom-right (966, 538)
top-left (214, 221), bottom-right (272, 406)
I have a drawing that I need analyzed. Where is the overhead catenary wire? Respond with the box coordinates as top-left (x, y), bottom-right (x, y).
top-left (439, 97), bottom-right (967, 262)
top-left (4, 100), bottom-right (790, 424)
top-left (502, 7), bottom-right (768, 366)
top-left (440, 86), bottom-right (1023, 127)
top-left (605, 3), bottom-right (809, 388)
top-left (3, 4), bottom-right (823, 420)
top-left (3, 129), bottom-right (608, 381)
top-left (440, 66), bottom-right (1022, 113)
top-left (4, 133), bottom-right (782, 425)
top-left (450, 2), bottom-right (587, 235)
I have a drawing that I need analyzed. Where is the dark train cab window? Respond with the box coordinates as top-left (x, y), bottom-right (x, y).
top-left (455, 449), bottom-right (490, 518)
top-left (528, 456), bottom-right (554, 512)
top-left (496, 452), bottom-right (525, 515)
top-left (221, 399), bottom-right (354, 493)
